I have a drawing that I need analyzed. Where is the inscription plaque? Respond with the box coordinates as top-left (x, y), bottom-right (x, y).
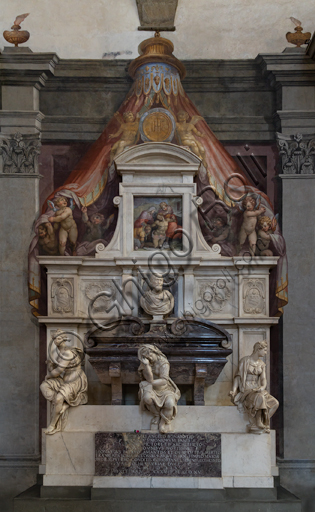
top-left (95, 432), bottom-right (221, 477)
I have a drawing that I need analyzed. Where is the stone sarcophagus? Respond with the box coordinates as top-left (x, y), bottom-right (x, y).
top-left (85, 317), bottom-right (232, 405)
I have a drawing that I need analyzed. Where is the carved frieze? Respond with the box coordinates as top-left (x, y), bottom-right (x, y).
top-left (277, 132), bottom-right (315, 174)
top-left (0, 132), bottom-right (41, 174)
top-left (51, 278), bottom-right (74, 314)
top-left (243, 279), bottom-right (265, 315)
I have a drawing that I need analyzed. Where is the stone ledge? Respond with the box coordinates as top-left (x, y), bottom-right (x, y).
top-left (14, 484), bottom-right (302, 511)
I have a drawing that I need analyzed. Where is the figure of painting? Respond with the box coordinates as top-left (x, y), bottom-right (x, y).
top-left (81, 207), bottom-right (114, 243)
top-left (109, 111), bottom-right (140, 164)
top-left (238, 195), bottom-right (266, 257)
top-left (38, 222), bottom-right (59, 256)
top-left (175, 110), bottom-right (206, 164)
top-left (134, 197), bottom-right (182, 251)
top-left (256, 216), bottom-right (277, 256)
top-left (48, 197), bottom-right (78, 256)
top-left (203, 216), bottom-right (236, 257)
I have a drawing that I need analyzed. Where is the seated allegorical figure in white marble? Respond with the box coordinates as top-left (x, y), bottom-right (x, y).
top-left (138, 344), bottom-right (181, 433)
top-left (40, 329), bottom-right (88, 435)
top-left (229, 340), bottom-right (279, 434)
top-left (140, 273), bottom-right (174, 318)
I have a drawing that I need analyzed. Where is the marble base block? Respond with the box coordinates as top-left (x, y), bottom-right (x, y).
top-left (42, 405), bottom-right (277, 488)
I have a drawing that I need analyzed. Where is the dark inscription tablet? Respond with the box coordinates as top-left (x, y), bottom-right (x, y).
top-left (95, 432), bottom-right (221, 477)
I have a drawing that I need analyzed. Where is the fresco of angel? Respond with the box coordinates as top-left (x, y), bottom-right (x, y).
top-left (175, 110), bottom-right (206, 163)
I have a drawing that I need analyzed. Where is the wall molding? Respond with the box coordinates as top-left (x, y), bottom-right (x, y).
top-left (277, 458), bottom-right (315, 469)
top-left (0, 455), bottom-right (41, 468)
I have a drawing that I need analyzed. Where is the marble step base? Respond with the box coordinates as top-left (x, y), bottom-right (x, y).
top-left (14, 485), bottom-right (302, 512)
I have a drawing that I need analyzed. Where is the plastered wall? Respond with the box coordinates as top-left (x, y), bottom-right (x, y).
top-left (0, 0), bottom-right (313, 60)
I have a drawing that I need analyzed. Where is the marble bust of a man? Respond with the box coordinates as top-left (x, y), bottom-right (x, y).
top-left (140, 273), bottom-right (174, 318)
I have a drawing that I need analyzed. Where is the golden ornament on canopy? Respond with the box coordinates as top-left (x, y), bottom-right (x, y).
top-left (129, 31), bottom-right (186, 79)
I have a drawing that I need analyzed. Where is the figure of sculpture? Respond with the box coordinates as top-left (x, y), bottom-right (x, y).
top-left (140, 273), bottom-right (174, 318)
top-left (229, 340), bottom-right (279, 434)
top-left (109, 111), bottom-right (140, 163)
top-left (40, 330), bottom-right (88, 435)
top-left (138, 344), bottom-right (180, 433)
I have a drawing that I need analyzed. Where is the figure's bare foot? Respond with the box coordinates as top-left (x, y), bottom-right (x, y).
top-left (159, 419), bottom-right (172, 433)
top-left (44, 425), bottom-right (57, 435)
top-left (151, 415), bottom-right (159, 426)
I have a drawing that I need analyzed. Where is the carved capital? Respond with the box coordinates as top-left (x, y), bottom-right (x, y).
top-left (0, 132), bottom-right (41, 175)
top-left (277, 132), bottom-right (315, 175)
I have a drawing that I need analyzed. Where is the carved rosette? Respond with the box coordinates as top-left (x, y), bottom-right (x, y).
top-left (0, 133), bottom-right (41, 174)
top-left (277, 132), bottom-right (315, 175)
top-left (51, 278), bottom-right (74, 315)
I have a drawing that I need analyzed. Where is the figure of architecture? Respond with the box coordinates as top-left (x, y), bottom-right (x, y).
top-left (138, 344), bottom-right (181, 433)
top-left (40, 330), bottom-right (88, 435)
top-left (238, 195), bottom-right (266, 257)
top-left (48, 197), bottom-right (78, 256)
top-left (140, 273), bottom-right (174, 317)
top-left (81, 207), bottom-right (114, 242)
top-left (108, 111), bottom-right (140, 163)
top-left (229, 340), bottom-right (279, 434)
top-left (175, 110), bottom-right (206, 163)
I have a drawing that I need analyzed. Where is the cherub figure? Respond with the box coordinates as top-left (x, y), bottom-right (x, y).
top-left (38, 222), bottom-right (59, 256)
top-left (175, 110), bottom-right (206, 163)
top-left (238, 195), bottom-right (266, 256)
top-left (256, 216), bottom-right (276, 256)
top-left (48, 197), bottom-right (78, 256)
top-left (108, 111), bottom-right (140, 164)
top-left (81, 207), bottom-right (114, 243)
